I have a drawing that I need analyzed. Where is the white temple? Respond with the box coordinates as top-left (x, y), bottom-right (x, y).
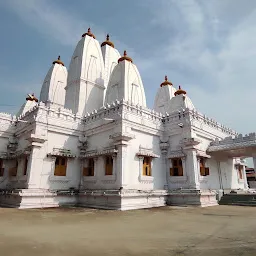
top-left (0, 28), bottom-right (255, 210)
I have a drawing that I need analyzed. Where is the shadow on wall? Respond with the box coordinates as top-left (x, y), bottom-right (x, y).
top-left (152, 135), bottom-right (166, 190)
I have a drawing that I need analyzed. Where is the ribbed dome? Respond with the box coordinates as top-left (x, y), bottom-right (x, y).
top-left (174, 85), bottom-right (187, 96)
top-left (118, 50), bottom-right (133, 63)
top-left (52, 56), bottom-right (64, 66)
top-left (160, 75), bottom-right (173, 87)
top-left (101, 34), bottom-right (114, 48)
top-left (82, 28), bottom-right (96, 39)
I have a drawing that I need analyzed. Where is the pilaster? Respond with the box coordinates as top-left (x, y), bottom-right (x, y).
top-left (109, 132), bottom-right (135, 188)
top-left (26, 133), bottom-right (47, 189)
top-left (185, 150), bottom-right (200, 189)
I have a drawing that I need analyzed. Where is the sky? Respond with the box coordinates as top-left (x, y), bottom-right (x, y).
top-left (0, 0), bottom-right (256, 165)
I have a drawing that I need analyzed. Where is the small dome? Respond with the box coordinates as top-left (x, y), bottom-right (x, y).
top-left (101, 34), bottom-right (115, 48)
top-left (82, 28), bottom-right (96, 39)
top-left (52, 56), bottom-right (64, 66)
top-left (168, 86), bottom-right (195, 112)
top-left (26, 93), bottom-right (38, 102)
top-left (174, 85), bottom-right (186, 96)
top-left (160, 75), bottom-right (173, 87)
top-left (118, 50), bottom-right (133, 63)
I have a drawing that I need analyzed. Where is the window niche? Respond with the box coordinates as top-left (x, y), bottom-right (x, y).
top-left (54, 156), bottom-right (67, 176)
top-left (236, 164), bottom-right (244, 180)
top-left (143, 157), bottom-right (152, 176)
top-left (105, 155), bottom-right (113, 176)
top-left (199, 157), bottom-right (210, 176)
top-left (170, 158), bottom-right (183, 176)
top-left (83, 158), bottom-right (95, 176)
top-left (9, 160), bottom-right (18, 177)
top-left (137, 155), bottom-right (155, 184)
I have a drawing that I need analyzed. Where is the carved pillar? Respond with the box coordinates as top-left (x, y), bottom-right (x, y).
top-left (112, 154), bottom-right (117, 177)
top-left (185, 150), bottom-right (200, 190)
top-left (116, 145), bottom-right (127, 188)
top-left (27, 146), bottom-right (43, 189)
top-left (79, 159), bottom-right (85, 189)
top-left (109, 132), bottom-right (135, 189)
top-left (138, 156), bottom-right (144, 179)
top-left (242, 164), bottom-right (249, 189)
top-left (160, 141), bottom-right (169, 190)
top-left (162, 153), bottom-right (168, 189)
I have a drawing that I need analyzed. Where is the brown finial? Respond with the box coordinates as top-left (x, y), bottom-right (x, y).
top-left (118, 50), bottom-right (133, 63)
top-left (82, 27), bottom-right (96, 39)
top-left (174, 85), bottom-right (187, 96)
top-left (53, 55), bottom-right (64, 66)
top-left (101, 33), bottom-right (115, 48)
top-left (26, 93), bottom-right (38, 102)
top-left (160, 75), bottom-right (173, 87)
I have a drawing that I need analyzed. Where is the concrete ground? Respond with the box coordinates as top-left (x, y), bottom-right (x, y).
top-left (0, 205), bottom-right (255, 256)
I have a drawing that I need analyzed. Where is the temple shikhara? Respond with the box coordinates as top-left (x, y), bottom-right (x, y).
top-left (0, 28), bottom-right (255, 209)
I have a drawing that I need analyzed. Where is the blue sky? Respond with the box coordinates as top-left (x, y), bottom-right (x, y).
top-left (0, 0), bottom-right (256, 165)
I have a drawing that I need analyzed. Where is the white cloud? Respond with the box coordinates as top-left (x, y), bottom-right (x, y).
top-left (144, 0), bottom-right (256, 134)
top-left (3, 0), bottom-right (105, 46)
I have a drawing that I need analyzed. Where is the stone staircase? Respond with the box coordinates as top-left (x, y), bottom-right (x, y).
top-left (219, 193), bottom-right (256, 206)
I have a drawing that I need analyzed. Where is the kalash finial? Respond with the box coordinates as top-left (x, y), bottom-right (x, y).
top-left (174, 85), bottom-right (187, 96)
top-left (101, 33), bottom-right (115, 48)
top-left (26, 93), bottom-right (38, 102)
top-left (82, 27), bottom-right (96, 39)
top-left (118, 50), bottom-right (133, 63)
top-left (160, 75), bottom-right (173, 87)
top-left (52, 55), bottom-right (64, 66)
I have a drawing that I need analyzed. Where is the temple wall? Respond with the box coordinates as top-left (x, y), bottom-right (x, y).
top-left (81, 126), bottom-right (122, 190)
top-left (124, 129), bottom-right (164, 190)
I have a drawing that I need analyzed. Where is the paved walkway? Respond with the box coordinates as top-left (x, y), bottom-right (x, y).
top-left (0, 205), bottom-right (255, 256)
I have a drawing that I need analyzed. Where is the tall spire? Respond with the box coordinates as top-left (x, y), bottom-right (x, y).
top-left (52, 55), bottom-right (64, 66)
top-left (82, 27), bottom-right (96, 39)
top-left (101, 34), bottom-right (115, 48)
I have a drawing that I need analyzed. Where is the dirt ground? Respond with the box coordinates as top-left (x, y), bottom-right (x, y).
top-left (0, 205), bottom-right (255, 256)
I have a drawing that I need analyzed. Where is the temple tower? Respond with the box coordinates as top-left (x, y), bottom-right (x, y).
top-left (64, 28), bottom-right (105, 115)
top-left (39, 56), bottom-right (67, 107)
